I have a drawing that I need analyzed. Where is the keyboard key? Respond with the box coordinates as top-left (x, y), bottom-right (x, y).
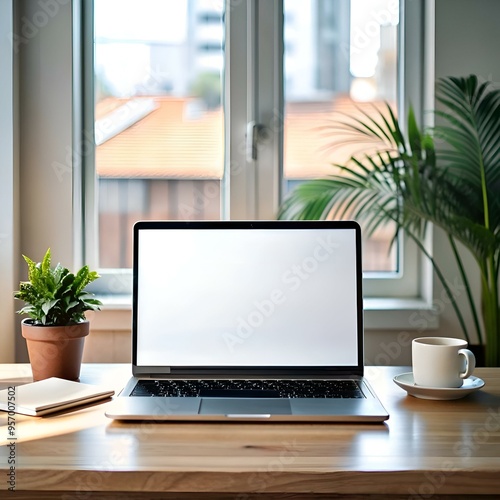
top-left (131, 379), bottom-right (365, 399)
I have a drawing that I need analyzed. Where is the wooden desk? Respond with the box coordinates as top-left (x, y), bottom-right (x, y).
top-left (1, 364), bottom-right (500, 499)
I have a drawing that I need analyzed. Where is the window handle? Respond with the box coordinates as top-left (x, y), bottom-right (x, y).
top-left (246, 121), bottom-right (268, 162)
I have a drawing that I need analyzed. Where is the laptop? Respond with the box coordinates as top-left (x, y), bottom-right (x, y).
top-left (105, 220), bottom-right (389, 422)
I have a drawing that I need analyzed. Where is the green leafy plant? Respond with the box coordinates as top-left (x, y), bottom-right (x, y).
top-left (14, 248), bottom-right (102, 326)
top-left (279, 75), bottom-right (500, 366)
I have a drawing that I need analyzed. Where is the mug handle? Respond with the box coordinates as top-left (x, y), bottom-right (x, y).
top-left (458, 348), bottom-right (476, 379)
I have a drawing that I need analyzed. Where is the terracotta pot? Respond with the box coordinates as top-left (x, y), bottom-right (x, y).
top-left (21, 319), bottom-right (89, 381)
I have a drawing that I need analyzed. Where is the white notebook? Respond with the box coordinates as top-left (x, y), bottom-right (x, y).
top-left (0, 377), bottom-right (115, 416)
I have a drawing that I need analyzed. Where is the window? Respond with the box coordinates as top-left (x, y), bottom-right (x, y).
top-left (283, 0), bottom-right (398, 273)
top-left (91, 0), bottom-right (224, 275)
top-left (83, 0), bottom-right (430, 301)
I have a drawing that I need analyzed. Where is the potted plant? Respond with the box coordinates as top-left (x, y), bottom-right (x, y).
top-left (279, 75), bottom-right (500, 366)
top-left (14, 248), bottom-right (102, 381)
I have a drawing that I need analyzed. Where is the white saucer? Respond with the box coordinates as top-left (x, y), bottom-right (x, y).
top-left (393, 372), bottom-right (485, 400)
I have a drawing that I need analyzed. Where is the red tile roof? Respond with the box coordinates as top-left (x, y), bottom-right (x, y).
top-left (284, 98), bottom-right (394, 179)
top-left (96, 95), bottom-right (394, 180)
top-left (96, 96), bottom-right (224, 179)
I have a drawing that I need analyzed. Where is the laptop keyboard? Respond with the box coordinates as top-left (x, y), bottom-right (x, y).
top-left (131, 379), bottom-right (365, 399)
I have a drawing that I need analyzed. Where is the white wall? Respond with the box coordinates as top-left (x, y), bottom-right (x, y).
top-left (435, 0), bottom-right (500, 80)
top-left (16, 0), bottom-right (74, 360)
top-left (432, 0), bottom-right (500, 345)
top-left (0, 0), bottom-right (18, 362)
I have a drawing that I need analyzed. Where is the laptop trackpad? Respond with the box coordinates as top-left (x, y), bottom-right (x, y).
top-left (199, 398), bottom-right (292, 416)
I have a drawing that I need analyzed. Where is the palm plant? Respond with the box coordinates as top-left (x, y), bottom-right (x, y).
top-left (279, 75), bottom-right (500, 366)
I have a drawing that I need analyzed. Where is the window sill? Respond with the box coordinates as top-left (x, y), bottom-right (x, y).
top-left (363, 297), bottom-right (438, 330)
top-left (88, 295), bottom-right (438, 332)
top-left (86, 295), bottom-right (132, 331)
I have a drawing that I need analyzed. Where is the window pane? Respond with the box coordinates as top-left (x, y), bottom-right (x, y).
top-left (283, 0), bottom-right (399, 272)
top-left (94, 0), bottom-right (224, 269)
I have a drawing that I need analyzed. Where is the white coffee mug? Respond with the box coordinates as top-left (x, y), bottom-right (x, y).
top-left (412, 337), bottom-right (475, 388)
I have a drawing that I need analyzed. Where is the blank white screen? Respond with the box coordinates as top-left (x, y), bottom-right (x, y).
top-left (136, 228), bottom-right (359, 367)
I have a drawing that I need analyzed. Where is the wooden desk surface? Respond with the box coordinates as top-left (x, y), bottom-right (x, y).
top-left (1, 364), bottom-right (500, 499)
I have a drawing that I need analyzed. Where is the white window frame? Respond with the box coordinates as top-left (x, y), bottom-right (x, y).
top-left (77, 0), bottom-right (436, 329)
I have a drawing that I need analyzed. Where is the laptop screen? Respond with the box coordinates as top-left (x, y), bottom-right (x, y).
top-left (133, 221), bottom-right (363, 370)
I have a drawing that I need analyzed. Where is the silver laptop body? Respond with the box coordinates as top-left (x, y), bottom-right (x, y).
top-left (105, 220), bottom-right (389, 422)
